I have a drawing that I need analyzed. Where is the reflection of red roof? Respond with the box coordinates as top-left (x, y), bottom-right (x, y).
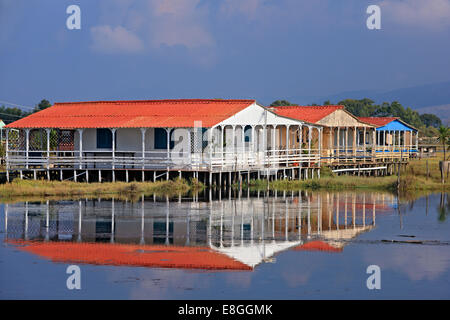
top-left (5, 99), bottom-right (256, 129)
top-left (8, 240), bottom-right (253, 271)
top-left (357, 117), bottom-right (398, 127)
top-left (271, 105), bottom-right (344, 123)
top-left (293, 241), bottom-right (343, 253)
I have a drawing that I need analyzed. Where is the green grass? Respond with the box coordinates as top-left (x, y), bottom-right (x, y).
top-left (0, 178), bottom-right (200, 200)
top-left (246, 158), bottom-right (450, 193)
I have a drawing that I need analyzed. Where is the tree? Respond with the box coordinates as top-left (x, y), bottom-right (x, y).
top-left (0, 99), bottom-right (51, 125)
top-left (338, 98), bottom-right (378, 117)
top-left (420, 113), bottom-right (442, 128)
top-left (34, 99), bottom-right (51, 112)
top-left (270, 100), bottom-right (296, 107)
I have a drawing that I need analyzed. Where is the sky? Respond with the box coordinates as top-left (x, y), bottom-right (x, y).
top-left (1, 0), bottom-right (450, 109)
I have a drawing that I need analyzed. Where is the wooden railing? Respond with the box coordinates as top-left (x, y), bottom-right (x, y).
top-left (6, 148), bottom-right (321, 172)
top-left (321, 145), bottom-right (418, 163)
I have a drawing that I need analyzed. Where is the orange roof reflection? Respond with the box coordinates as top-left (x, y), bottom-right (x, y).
top-left (293, 241), bottom-right (343, 253)
top-left (7, 240), bottom-right (253, 271)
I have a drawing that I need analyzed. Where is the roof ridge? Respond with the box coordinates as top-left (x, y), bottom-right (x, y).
top-left (273, 105), bottom-right (344, 109)
top-left (54, 99), bottom-right (256, 106)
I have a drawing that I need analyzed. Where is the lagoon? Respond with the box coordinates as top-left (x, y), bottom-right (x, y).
top-left (0, 190), bottom-right (449, 299)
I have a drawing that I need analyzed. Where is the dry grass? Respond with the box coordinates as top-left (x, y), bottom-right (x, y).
top-left (0, 178), bottom-right (194, 200)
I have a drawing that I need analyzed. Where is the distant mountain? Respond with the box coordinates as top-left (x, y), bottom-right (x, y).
top-left (415, 104), bottom-right (450, 125)
top-left (265, 81), bottom-right (450, 123)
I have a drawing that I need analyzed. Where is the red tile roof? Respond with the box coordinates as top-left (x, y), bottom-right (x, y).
top-left (357, 117), bottom-right (398, 127)
top-left (5, 99), bottom-right (256, 129)
top-left (271, 105), bottom-right (345, 123)
top-left (8, 240), bottom-right (253, 271)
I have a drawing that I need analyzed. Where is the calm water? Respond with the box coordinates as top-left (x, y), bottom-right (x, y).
top-left (0, 190), bottom-right (449, 299)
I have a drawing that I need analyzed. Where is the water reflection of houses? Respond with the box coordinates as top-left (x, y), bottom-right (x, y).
top-left (4, 191), bottom-right (396, 270)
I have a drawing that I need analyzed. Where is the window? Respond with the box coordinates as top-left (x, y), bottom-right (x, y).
top-left (154, 128), bottom-right (175, 150)
top-left (244, 125), bottom-right (252, 142)
top-left (96, 129), bottom-right (113, 149)
top-left (153, 221), bottom-right (173, 244)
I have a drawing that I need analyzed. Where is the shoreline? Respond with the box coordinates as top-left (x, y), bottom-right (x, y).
top-left (0, 159), bottom-right (448, 201)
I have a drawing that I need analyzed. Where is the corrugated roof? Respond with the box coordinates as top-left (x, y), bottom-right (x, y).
top-left (357, 117), bottom-right (398, 127)
top-left (5, 99), bottom-right (256, 129)
top-left (8, 240), bottom-right (253, 271)
top-left (271, 105), bottom-right (345, 123)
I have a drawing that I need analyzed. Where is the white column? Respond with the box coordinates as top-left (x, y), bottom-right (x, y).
top-left (220, 125), bottom-right (224, 169)
top-left (166, 128), bottom-right (171, 179)
top-left (46, 129), bottom-right (51, 159)
top-left (308, 125), bottom-right (312, 156)
top-left (299, 125), bottom-right (303, 155)
top-left (25, 129), bottom-right (30, 169)
top-left (78, 129), bottom-right (84, 170)
top-left (271, 125), bottom-right (277, 168)
top-left (318, 127), bottom-right (322, 168)
top-left (251, 125), bottom-right (255, 154)
top-left (166, 127), bottom-right (170, 161)
top-left (5, 129), bottom-right (9, 181)
top-left (140, 128), bottom-right (147, 169)
top-left (337, 127), bottom-right (340, 159)
top-left (231, 125), bottom-right (236, 160)
top-left (286, 125), bottom-right (290, 154)
top-left (209, 127), bottom-right (213, 170)
top-left (111, 128), bottom-right (116, 167)
top-left (415, 131), bottom-right (418, 151)
top-left (241, 125), bottom-right (245, 153)
top-left (363, 127), bottom-right (366, 160)
top-left (263, 125), bottom-right (267, 168)
top-left (409, 131), bottom-right (412, 152)
top-left (344, 127), bottom-right (348, 159)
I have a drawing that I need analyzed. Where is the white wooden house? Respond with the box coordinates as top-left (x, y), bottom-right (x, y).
top-left (5, 99), bottom-right (323, 183)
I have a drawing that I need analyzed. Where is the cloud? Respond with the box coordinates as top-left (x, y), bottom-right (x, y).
top-left (380, 0), bottom-right (450, 30)
top-left (147, 0), bottom-right (214, 49)
top-left (90, 0), bottom-right (214, 55)
top-left (90, 25), bottom-right (144, 54)
top-left (365, 245), bottom-right (450, 282)
top-left (220, 0), bottom-right (265, 20)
